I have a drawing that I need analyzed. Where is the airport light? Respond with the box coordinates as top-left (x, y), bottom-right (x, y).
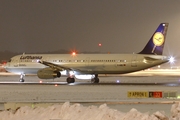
top-left (71, 51), bottom-right (77, 56)
top-left (116, 80), bottom-right (120, 83)
top-left (98, 43), bottom-right (102, 53)
top-left (70, 49), bottom-right (78, 56)
top-left (169, 56), bottom-right (175, 64)
top-left (72, 52), bottom-right (76, 56)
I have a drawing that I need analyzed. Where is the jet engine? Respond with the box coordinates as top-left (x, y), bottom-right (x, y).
top-left (37, 68), bottom-right (61, 79)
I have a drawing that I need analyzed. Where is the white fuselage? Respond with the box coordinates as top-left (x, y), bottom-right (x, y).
top-left (4, 53), bottom-right (168, 76)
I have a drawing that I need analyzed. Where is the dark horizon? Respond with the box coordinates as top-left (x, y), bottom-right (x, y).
top-left (0, 0), bottom-right (180, 56)
top-left (1, 0), bottom-right (180, 63)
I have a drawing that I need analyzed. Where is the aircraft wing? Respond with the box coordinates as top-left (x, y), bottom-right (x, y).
top-left (38, 60), bottom-right (76, 71)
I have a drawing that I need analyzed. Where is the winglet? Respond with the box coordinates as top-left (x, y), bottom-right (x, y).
top-left (139, 23), bottom-right (169, 55)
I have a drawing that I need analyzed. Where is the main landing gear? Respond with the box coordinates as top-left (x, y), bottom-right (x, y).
top-left (66, 74), bottom-right (100, 84)
top-left (66, 77), bottom-right (75, 83)
top-left (19, 74), bottom-right (25, 82)
top-left (91, 74), bottom-right (99, 83)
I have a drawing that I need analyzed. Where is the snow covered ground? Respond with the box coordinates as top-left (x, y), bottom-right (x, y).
top-left (1, 102), bottom-right (180, 120)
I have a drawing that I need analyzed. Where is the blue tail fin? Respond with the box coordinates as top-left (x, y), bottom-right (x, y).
top-left (139, 23), bottom-right (169, 55)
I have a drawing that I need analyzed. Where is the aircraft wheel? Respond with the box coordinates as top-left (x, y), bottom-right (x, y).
top-left (94, 78), bottom-right (99, 83)
top-left (72, 78), bottom-right (75, 83)
top-left (91, 78), bottom-right (99, 83)
top-left (91, 78), bottom-right (95, 83)
top-left (66, 77), bottom-right (75, 83)
top-left (19, 79), bottom-right (24, 82)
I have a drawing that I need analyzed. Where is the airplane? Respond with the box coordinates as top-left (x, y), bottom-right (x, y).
top-left (4, 23), bottom-right (169, 83)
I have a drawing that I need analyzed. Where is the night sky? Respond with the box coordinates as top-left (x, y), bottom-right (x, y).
top-left (1, 0), bottom-right (180, 58)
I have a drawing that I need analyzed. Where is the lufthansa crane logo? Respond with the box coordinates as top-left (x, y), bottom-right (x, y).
top-left (153, 32), bottom-right (164, 46)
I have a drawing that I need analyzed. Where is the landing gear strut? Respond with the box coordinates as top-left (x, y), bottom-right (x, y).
top-left (91, 74), bottom-right (99, 83)
top-left (19, 74), bottom-right (25, 82)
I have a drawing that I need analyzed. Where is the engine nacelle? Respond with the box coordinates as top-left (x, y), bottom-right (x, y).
top-left (37, 68), bottom-right (61, 79)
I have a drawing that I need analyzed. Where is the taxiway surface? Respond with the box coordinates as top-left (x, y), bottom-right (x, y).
top-left (0, 75), bottom-right (180, 116)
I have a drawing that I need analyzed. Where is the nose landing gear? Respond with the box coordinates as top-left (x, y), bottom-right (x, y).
top-left (19, 74), bottom-right (25, 82)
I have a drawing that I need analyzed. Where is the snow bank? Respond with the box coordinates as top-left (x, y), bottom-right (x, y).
top-left (1, 102), bottom-right (180, 120)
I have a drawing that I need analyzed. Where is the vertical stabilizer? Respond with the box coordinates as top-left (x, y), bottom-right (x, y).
top-left (139, 23), bottom-right (168, 55)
